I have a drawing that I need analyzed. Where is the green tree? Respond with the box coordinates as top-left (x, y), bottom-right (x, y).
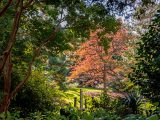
top-left (129, 9), bottom-right (160, 102)
top-left (47, 53), bottom-right (71, 91)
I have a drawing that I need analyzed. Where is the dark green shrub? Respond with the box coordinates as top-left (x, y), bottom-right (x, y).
top-left (129, 9), bottom-right (160, 103)
top-left (90, 93), bottom-right (111, 110)
top-left (123, 114), bottom-right (145, 120)
top-left (99, 93), bottom-right (110, 109)
top-left (9, 70), bottom-right (63, 117)
top-left (122, 92), bottom-right (142, 114)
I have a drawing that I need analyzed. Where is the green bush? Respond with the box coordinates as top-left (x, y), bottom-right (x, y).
top-left (123, 114), bottom-right (145, 120)
top-left (89, 93), bottom-right (111, 110)
top-left (10, 70), bottom-right (63, 117)
top-left (121, 92), bottom-right (142, 114)
top-left (1, 109), bottom-right (160, 120)
top-left (146, 114), bottom-right (159, 120)
top-left (0, 111), bottom-right (22, 120)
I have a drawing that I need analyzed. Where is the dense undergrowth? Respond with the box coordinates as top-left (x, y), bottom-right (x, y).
top-left (1, 85), bottom-right (160, 120)
top-left (1, 70), bottom-right (160, 120)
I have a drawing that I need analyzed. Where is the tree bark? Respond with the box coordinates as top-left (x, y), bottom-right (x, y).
top-left (0, 53), bottom-right (12, 113)
top-left (0, 0), bottom-right (23, 74)
top-left (103, 64), bottom-right (107, 93)
top-left (0, 0), bottom-right (13, 17)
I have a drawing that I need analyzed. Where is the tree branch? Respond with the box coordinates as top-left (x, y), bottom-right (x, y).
top-left (10, 28), bottom-right (58, 99)
top-left (0, 0), bottom-right (23, 74)
top-left (22, 0), bottom-right (34, 10)
top-left (0, 0), bottom-right (13, 17)
top-left (10, 48), bottom-right (38, 98)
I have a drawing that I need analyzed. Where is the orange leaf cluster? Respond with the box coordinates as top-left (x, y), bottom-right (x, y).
top-left (68, 28), bottom-right (133, 86)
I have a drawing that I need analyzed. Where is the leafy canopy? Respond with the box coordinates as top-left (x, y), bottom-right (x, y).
top-left (129, 9), bottom-right (160, 102)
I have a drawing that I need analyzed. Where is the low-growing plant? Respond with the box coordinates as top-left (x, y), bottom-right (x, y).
top-left (0, 111), bottom-right (24, 120)
top-left (123, 114), bottom-right (145, 120)
top-left (139, 101), bottom-right (158, 116)
top-left (122, 92), bottom-right (142, 114)
top-left (146, 114), bottom-right (159, 120)
top-left (99, 93), bottom-right (110, 109)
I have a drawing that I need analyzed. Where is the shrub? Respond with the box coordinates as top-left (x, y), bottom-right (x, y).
top-left (121, 92), bottom-right (142, 114)
top-left (123, 114), bottom-right (145, 120)
top-left (9, 70), bottom-right (63, 117)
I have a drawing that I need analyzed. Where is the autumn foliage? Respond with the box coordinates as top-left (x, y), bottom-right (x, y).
top-left (68, 28), bottom-right (132, 87)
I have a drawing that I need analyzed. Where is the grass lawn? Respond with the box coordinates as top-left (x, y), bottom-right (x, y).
top-left (61, 87), bottom-right (102, 107)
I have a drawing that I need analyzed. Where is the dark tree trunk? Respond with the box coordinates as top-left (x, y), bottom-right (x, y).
top-left (0, 53), bottom-right (12, 113)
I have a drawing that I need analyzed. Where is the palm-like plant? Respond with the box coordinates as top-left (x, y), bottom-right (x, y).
top-left (122, 92), bottom-right (142, 114)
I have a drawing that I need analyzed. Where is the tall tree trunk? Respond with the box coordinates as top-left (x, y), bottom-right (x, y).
top-left (0, 0), bottom-right (35, 113)
top-left (0, 0), bottom-right (23, 113)
top-left (103, 64), bottom-right (107, 93)
top-left (0, 0), bottom-right (23, 74)
top-left (0, 53), bottom-right (12, 113)
top-left (0, 28), bottom-right (58, 113)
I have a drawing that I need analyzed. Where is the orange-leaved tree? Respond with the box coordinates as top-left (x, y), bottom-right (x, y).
top-left (68, 28), bottom-right (132, 91)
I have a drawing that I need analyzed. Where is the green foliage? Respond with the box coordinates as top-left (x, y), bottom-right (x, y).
top-left (98, 37), bottom-right (112, 54)
top-left (112, 55), bottom-right (123, 61)
top-left (58, 107), bottom-right (121, 120)
top-left (139, 102), bottom-right (158, 116)
top-left (122, 81), bottom-right (138, 92)
top-left (0, 111), bottom-right (24, 120)
top-left (10, 70), bottom-right (63, 116)
top-left (0, 0), bottom-right (122, 109)
top-left (146, 114), bottom-right (159, 120)
top-left (99, 93), bottom-right (111, 109)
top-left (129, 9), bottom-right (160, 102)
top-left (47, 53), bottom-right (72, 91)
top-left (86, 93), bottom-right (111, 110)
top-left (122, 92), bottom-right (142, 114)
top-left (123, 114), bottom-right (145, 120)
top-left (0, 0), bottom-right (136, 113)
top-left (0, 108), bottom-right (118, 120)
top-left (4, 108), bottom-right (158, 120)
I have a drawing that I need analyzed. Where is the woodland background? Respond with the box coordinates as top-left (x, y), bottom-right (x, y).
top-left (0, 0), bottom-right (160, 119)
